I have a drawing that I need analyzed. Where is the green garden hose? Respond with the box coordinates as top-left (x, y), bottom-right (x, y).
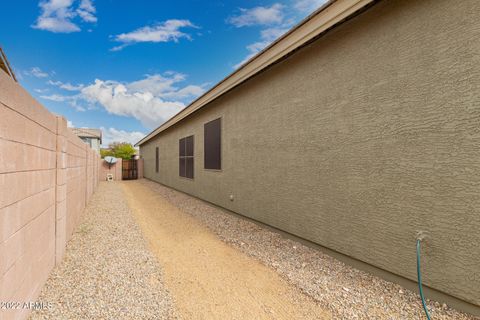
top-left (416, 239), bottom-right (431, 320)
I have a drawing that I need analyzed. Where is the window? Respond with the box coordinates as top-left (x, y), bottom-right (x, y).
top-left (204, 118), bottom-right (221, 170)
top-left (179, 135), bottom-right (194, 178)
top-left (155, 147), bottom-right (159, 173)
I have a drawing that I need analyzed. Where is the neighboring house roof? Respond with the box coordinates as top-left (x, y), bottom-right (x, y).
top-left (71, 128), bottom-right (103, 144)
top-left (136, 0), bottom-right (375, 146)
top-left (0, 47), bottom-right (17, 82)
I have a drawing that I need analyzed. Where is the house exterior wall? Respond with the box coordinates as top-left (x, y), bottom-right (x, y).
top-left (93, 138), bottom-right (101, 154)
top-left (88, 138), bottom-right (101, 154)
top-left (137, 158), bottom-right (144, 179)
top-left (140, 0), bottom-right (480, 309)
top-left (0, 70), bottom-right (100, 320)
top-left (79, 137), bottom-right (101, 154)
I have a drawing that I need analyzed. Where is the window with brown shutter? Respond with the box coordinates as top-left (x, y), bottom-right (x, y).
top-left (179, 135), bottom-right (194, 178)
top-left (155, 147), bottom-right (159, 173)
top-left (204, 118), bottom-right (221, 170)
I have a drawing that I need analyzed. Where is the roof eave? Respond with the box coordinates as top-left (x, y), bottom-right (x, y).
top-left (136, 0), bottom-right (375, 146)
top-left (0, 47), bottom-right (17, 82)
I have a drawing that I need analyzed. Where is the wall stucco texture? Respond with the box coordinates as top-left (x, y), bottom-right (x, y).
top-left (140, 0), bottom-right (480, 307)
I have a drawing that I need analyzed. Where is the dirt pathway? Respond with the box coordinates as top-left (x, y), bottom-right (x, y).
top-left (122, 180), bottom-right (330, 320)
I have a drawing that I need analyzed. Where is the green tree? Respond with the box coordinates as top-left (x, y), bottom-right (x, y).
top-left (102, 142), bottom-right (136, 160)
top-left (100, 148), bottom-right (113, 158)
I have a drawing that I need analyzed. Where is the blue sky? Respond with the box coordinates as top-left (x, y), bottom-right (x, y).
top-left (1, 0), bottom-right (326, 146)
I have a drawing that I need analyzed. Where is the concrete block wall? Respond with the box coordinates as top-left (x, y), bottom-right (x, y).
top-left (85, 145), bottom-right (98, 204)
top-left (0, 70), bottom-right (100, 320)
top-left (65, 129), bottom-right (87, 242)
top-left (55, 117), bottom-right (68, 265)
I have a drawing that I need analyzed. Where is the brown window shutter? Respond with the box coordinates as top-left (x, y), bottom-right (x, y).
top-left (179, 135), bottom-right (194, 179)
top-left (204, 118), bottom-right (221, 170)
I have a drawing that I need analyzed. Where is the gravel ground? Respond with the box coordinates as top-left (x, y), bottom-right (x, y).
top-left (140, 179), bottom-right (478, 320)
top-left (30, 182), bottom-right (176, 320)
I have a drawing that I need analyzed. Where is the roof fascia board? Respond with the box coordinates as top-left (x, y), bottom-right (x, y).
top-left (136, 0), bottom-right (374, 146)
top-left (0, 47), bottom-right (17, 82)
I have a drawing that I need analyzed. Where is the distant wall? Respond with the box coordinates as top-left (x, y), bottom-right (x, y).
top-left (97, 158), bottom-right (142, 181)
top-left (0, 70), bottom-right (100, 320)
top-left (99, 158), bottom-right (122, 181)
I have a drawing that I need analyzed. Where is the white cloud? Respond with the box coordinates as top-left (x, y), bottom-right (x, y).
top-left (80, 73), bottom-right (205, 128)
top-left (39, 72), bottom-right (205, 128)
top-left (77, 0), bottom-right (97, 23)
top-left (124, 73), bottom-right (207, 100)
top-left (112, 19), bottom-right (198, 51)
top-left (234, 27), bottom-right (288, 69)
top-left (48, 79), bottom-right (84, 91)
top-left (230, 0), bottom-right (329, 69)
top-left (126, 73), bottom-right (186, 96)
top-left (25, 67), bottom-right (49, 78)
top-left (260, 27), bottom-right (289, 40)
top-left (162, 85), bottom-right (206, 100)
top-left (40, 93), bottom-right (70, 102)
top-left (32, 0), bottom-right (97, 33)
top-left (294, 0), bottom-right (329, 13)
top-left (67, 120), bottom-right (74, 127)
top-left (100, 127), bottom-right (145, 147)
top-left (32, 0), bottom-right (79, 32)
top-left (227, 4), bottom-right (284, 27)
top-left (81, 80), bottom-right (183, 129)
top-left (39, 93), bottom-right (86, 111)
top-left (227, 4), bottom-right (290, 69)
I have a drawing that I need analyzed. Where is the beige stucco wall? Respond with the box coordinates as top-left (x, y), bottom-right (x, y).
top-left (99, 158), bottom-right (123, 181)
top-left (140, 0), bottom-right (480, 309)
top-left (137, 158), bottom-right (144, 179)
top-left (0, 70), bottom-right (100, 320)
